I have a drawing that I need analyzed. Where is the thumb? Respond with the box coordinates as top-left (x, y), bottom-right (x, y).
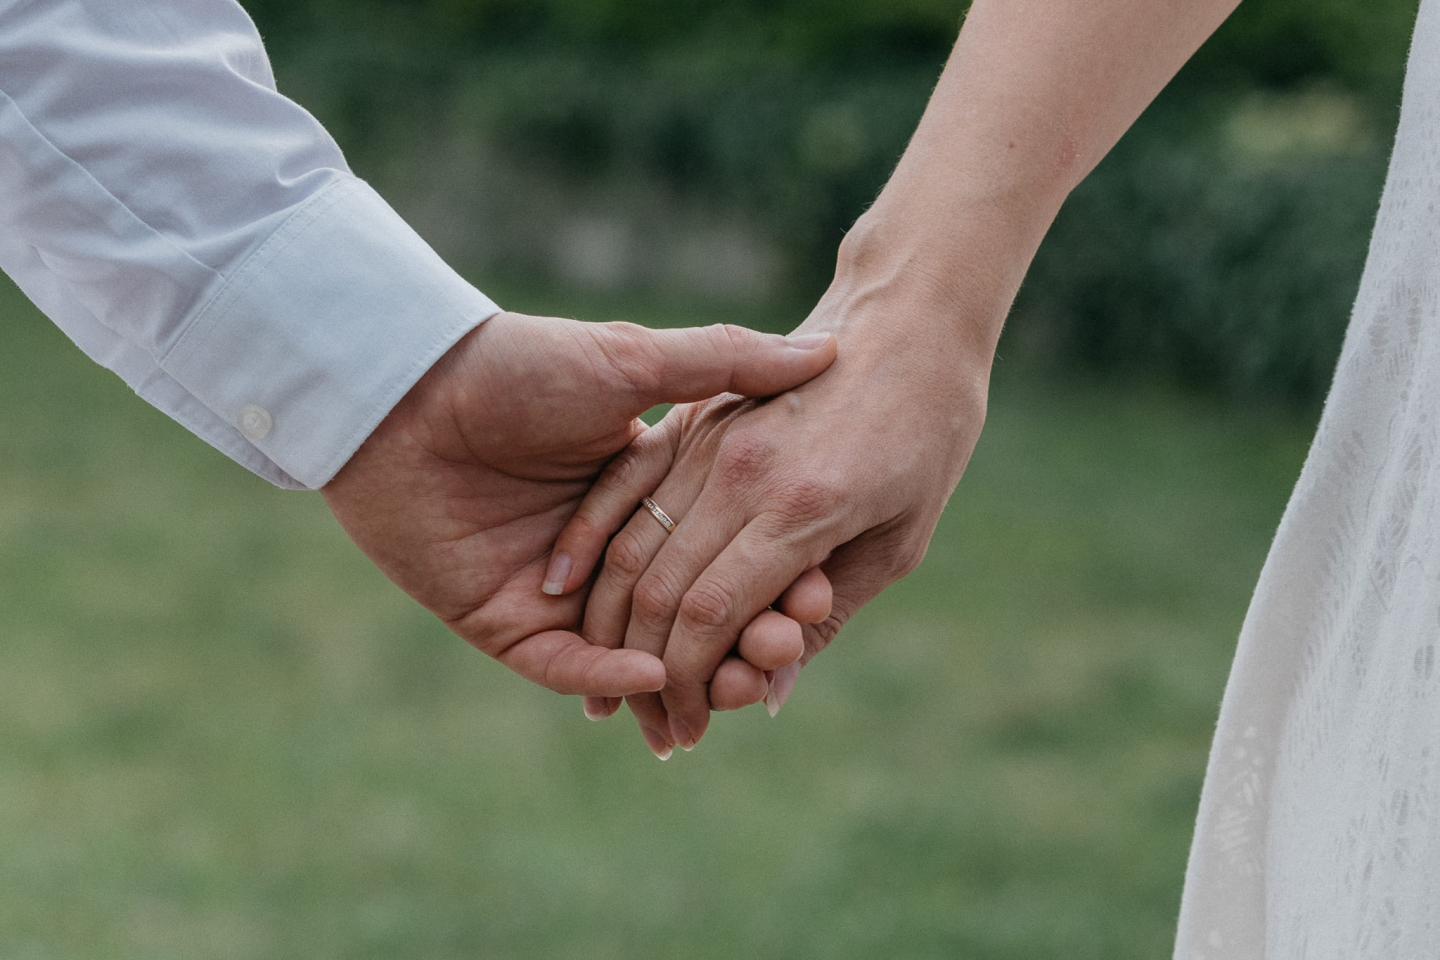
top-left (604, 323), bottom-right (837, 407)
top-left (495, 629), bottom-right (667, 697)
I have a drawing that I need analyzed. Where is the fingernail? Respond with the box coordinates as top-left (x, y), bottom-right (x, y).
top-left (786, 333), bottom-right (830, 350)
top-left (541, 552), bottom-right (572, 596)
top-left (766, 662), bottom-right (801, 718)
top-left (641, 727), bottom-right (673, 761)
top-left (669, 716), bottom-right (696, 751)
top-left (583, 697), bottom-right (608, 722)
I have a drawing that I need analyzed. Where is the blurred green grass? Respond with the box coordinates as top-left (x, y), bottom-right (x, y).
top-left (0, 277), bottom-right (1313, 959)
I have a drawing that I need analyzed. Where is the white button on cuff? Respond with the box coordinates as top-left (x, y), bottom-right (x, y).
top-left (238, 404), bottom-right (273, 441)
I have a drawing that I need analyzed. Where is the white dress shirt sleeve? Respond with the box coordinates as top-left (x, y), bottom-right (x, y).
top-left (0, 0), bottom-right (501, 489)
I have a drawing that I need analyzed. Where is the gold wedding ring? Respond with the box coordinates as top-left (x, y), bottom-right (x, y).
top-left (641, 497), bottom-right (677, 534)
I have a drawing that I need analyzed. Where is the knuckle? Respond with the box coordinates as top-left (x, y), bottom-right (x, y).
top-left (603, 530), bottom-right (650, 581)
top-left (663, 656), bottom-right (712, 688)
top-left (632, 572), bottom-right (683, 623)
top-left (572, 647), bottom-right (613, 695)
top-left (715, 433), bottom-right (774, 487)
top-left (714, 323), bottom-right (753, 358)
top-left (563, 508), bottom-right (608, 545)
top-left (538, 645), bottom-right (571, 693)
top-left (770, 475), bottom-right (841, 525)
top-left (596, 444), bottom-right (649, 495)
top-left (678, 578), bottom-right (740, 633)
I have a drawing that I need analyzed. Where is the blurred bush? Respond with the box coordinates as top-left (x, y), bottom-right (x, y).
top-left (242, 0), bottom-right (1419, 404)
top-left (1020, 87), bottom-right (1391, 401)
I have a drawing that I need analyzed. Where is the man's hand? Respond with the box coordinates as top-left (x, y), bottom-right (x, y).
top-left (321, 311), bottom-right (836, 702)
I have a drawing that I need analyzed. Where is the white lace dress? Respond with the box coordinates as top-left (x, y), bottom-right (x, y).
top-left (1174, 3), bottom-right (1440, 956)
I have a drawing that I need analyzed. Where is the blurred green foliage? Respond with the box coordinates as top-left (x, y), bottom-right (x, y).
top-left (242, 0), bottom-right (1421, 402)
top-left (244, 0), bottom-right (1416, 88)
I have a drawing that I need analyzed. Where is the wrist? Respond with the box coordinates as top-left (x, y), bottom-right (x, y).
top-left (800, 203), bottom-right (1038, 378)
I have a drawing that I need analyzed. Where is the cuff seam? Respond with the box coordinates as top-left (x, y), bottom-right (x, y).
top-left (312, 309), bottom-right (488, 487)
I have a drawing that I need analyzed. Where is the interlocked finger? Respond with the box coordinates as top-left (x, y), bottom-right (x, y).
top-left (588, 564), bottom-right (831, 720)
top-left (545, 419), bottom-right (680, 596)
top-left (658, 510), bottom-right (837, 748)
top-left (583, 471), bottom-right (706, 651)
top-left (580, 464), bottom-right (717, 749)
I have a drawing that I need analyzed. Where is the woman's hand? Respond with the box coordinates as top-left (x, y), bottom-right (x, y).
top-left (547, 0), bottom-right (1243, 750)
top-left (549, 268), bottom-right (992, 752)
top-left (322, 311), bottom-right (836, 704)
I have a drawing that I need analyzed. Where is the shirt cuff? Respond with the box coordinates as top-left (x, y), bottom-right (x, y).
top-left (160, 177), bottom-right (500, 489)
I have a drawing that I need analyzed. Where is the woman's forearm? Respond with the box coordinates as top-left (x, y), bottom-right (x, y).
top-left (831, 0), bottom-right (1242, 359)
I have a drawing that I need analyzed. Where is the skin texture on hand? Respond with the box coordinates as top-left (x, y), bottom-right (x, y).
top-left (321, 311), bottom-right (836, 702)
top-left (552, 277), bottom-right (991, 752)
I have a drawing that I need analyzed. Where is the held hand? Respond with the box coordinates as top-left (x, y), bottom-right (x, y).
top-left (550, 278), bottom-right (989, 752)
top-left (576, 565), bottom-right (834, 739)
top-left (321, 311), bottom-right (836, 699)
top-left (547, 0), bottom-right (1203, 750)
